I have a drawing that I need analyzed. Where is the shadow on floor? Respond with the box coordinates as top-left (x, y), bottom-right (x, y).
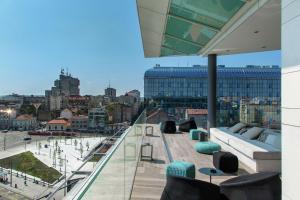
top-left (143, 158), bottom-right (166, 164)
top-left (147, 135), bottom-right (161, 138)
top-left (222, 168), bottom-right (250, 176)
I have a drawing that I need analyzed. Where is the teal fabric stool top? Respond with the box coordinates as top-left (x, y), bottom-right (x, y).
top-left (166, 161), bottom-right (195, 179)
top-left (189, 129), bottom-right (200, 140)
top-left (195, 141), bottom-right (221, 155)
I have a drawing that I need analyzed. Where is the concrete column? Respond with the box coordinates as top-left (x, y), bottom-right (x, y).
top-left (207, 54), bottom-right (217, 135)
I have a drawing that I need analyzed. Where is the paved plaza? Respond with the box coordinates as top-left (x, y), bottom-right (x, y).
top-left (0, 131), bottom-right (105, 199)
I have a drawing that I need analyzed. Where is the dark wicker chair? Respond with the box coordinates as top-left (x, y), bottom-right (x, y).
top-left (161, 121), bottom-right (176, 134)
top-left (161, 173), bottom-right (281, 200)
top-left (220, 172), bottom-right (281, 200)
top-left (213, 151), bottom-right (239, 173)
top-left (160, 176), bottom-right (223, 200)
top-left (178, 119), bottom-right (197, 132)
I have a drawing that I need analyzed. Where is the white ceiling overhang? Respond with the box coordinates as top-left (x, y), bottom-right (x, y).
top-left (136, 0), bottom-right (281, 57)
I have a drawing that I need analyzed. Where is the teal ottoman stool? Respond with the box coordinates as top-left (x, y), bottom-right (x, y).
top-left (195, 141), bottom-right (221, 155)
top-left (189, 129), bottom-right (200, 140)
top-left (166, 161), bottom-right (195, 178)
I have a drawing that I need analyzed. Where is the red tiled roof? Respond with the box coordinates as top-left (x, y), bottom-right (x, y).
top-left (16, 114), bottom-right (33, 120)
top-left (186, 109), bottom-right (208, 115)
top-left (48, 119), bottom-right (69, 125)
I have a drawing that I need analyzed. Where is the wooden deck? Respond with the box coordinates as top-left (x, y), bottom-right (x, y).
top-left (130, 124), bottom-right (252, 200)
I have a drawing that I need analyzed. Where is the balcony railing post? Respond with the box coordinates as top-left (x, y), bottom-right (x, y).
top-left (207, 54), bottom-right (217, 137)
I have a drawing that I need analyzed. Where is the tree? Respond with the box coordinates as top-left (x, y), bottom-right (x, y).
top-left (59, 157), bottom-right (63, 172)
top-left (19, 104), bottom-right (36, 116)
top-left (38, 142), bottom-right (42, 155)
top-left (55, 140), bottom-right (58, 151)
top-left (86, 141), bottom-right (90, 151)
top-left (80, 142), bottom-right (83, 158)
top-left (53, 150), bottom-right (57, 167)
top-left (74, 139), bottom-right (78, 150)
top-left (57, 146), bottom-right (61, 156)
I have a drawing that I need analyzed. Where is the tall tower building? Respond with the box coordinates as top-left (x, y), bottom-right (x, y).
top-left (105, 85), bottom-right (116, 98)
top-left (45, 69), bottom-right (80, 111)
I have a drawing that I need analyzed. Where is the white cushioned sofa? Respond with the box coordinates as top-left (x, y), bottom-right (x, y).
top-left (210, 126), bottom-right (281, 172)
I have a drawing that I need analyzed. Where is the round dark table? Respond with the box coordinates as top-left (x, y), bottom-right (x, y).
top-left (199, 167), bottom-right (223, 183)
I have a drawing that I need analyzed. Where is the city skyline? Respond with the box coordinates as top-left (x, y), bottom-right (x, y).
top-left (0, 0), bottom-right (293, 199)
top-left (0, 0), bottom-right (280, 96)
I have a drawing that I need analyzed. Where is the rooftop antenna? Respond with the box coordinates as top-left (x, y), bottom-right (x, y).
top-left (108, 80), bottom-right (111, 88)
top-left (66, 67), bottom-right (69, 76)
top-left (61, 68), bottom-right (65, 75)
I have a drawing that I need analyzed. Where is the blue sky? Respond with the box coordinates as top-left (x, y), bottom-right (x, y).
top-left (0, 0), bottom-right (281, 96)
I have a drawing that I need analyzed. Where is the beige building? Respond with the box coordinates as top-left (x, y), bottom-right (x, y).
top-left (88, 107), bottom-right (107, 130)
top-left (49, 95), bottom-right (63, 111)
top-left (240, 99), bottom-right (281, 128)
top-left (13, 114), bottom-right (37, 130)
top-left (106, 103), bottom-right (133, 124)
top-left (71, 115), bottom-right (88, 131)
top-left (46, 119), bottom-right (70, 131)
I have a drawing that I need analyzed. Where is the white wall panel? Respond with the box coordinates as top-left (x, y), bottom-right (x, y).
top-left (282, 1), bottom-right (300, 199)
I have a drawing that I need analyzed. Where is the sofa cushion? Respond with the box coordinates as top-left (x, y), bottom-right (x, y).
top-left (265, 134), bottom-right (281, 150)
top-left (238, 127), bottom-right (248, 134)
top-left (228, 137), bottom-right (281, 160)
top-left (212, 127), bottom-right (281, 160)
top-left (242, 127), bottom-right (264, 140)
top-left (228, 123), bottom-right (246, 133)
top-left (257, 131), bottom-right (269, 142)
top-left (258, 129), bottom-right (280, 142)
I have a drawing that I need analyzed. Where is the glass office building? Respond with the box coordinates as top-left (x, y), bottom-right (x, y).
top-left (145, 65), bottom-right (281, 128)
top-left (144, 65), bottom-right (281, 100)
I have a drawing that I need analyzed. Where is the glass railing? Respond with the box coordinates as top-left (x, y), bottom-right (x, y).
top-left (65, 96), bottom-right (281, 199)
top-left (67, 109), bottom-right (147, 200)
top-left (145, 96), bottom-right (281, 130)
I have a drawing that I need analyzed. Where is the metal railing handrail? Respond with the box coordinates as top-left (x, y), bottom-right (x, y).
top-left (69, 127), bottom-right (131, 199)
top-left (45, 127), bottom-right (127, 200)
top-left (64, 110), bottom-right (146, 200)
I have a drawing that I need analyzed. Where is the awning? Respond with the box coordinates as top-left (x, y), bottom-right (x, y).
top-left (136, 0), bottom-right (281, 57)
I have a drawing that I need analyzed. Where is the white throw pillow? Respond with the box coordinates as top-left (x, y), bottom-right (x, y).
top-left (229, 123), bottom-right (246, 133)
top-left (242, 127), bottom-right (264, 139)
top-left (265, 134), bottom-right (281, 150)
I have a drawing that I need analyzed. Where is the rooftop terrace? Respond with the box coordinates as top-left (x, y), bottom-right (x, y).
top-left (64, 108), bottom-right (280, 200)
top-left (130, 124), bottom-right (251, 200)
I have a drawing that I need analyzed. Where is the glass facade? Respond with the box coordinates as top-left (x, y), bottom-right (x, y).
top-left (144, 65), bottom-right (281, 100)
top-left (144, 65), bottom-right (281, 128)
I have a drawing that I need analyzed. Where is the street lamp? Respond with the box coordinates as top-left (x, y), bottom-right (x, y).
top-left (6, 109), bottom-right (12, 131)
top-left (6, 109), bottom-right (12, 115)
top-left (3, 132), bottom-right (6, 151)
